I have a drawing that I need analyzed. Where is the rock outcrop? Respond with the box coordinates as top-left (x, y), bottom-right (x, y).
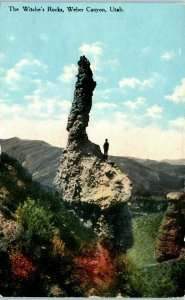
top-left (54, 56), bottom-right (133, 251)
top-left (156, 191), bottom-right (185, 262)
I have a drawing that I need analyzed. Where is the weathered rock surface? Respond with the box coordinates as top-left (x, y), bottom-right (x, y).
top-left (54, 56), bottom-right (133, 251)
top-left (56, 155), bottom-right (131, 209)
top-left (156, 191), bottom-right (185, 262)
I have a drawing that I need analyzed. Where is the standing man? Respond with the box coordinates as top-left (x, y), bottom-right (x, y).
top-left (103, 139), bottom-right (109, 160)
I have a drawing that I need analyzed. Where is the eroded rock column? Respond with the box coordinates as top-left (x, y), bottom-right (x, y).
top-left (156, 191), bottom-right (185, 262)
top-left (54, 56), bottom-right (133, 252)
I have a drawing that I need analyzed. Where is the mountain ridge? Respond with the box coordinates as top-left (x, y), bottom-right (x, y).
top-left (0, 137), bottom-right (184, 195)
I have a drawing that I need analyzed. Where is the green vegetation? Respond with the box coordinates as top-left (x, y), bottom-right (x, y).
top-left (0, 152), bottom-right (184, 297)
top-left (117, 257), bottom-right (180, 297)
top-left (115, 212), bottom-right (185, 297)
top-left (0, 153), bottom-right (96, 296)
top-left (15, 199), bottom-right (55, 242)
top-left (128, 212), bottom-right (164, 267)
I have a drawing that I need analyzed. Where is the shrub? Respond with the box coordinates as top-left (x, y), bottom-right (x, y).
top-left (53, 204), bottom-right (96, 252)
top-left (9, 250), bottom-right (37, 279)
top-left (116, 254), bottom-right (181, 297)
top-left (115, 255), bottom-right (138, 297)
top-left (129, 264), bottom-right (179, 297)
top-left (52, 234), bottom-right (65, 257)
top-left (14, 198), bottom-right (54, 242)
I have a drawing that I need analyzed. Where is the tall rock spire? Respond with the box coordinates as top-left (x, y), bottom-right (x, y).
top-left (66, 56), bottom-right (97, 151)
top-left (54, 56), bottom-right (133, 252)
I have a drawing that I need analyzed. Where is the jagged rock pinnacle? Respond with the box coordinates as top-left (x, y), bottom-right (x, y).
top-left (54, 57), bottom-right (133, 251)
top-left (67, 56), bottom-right (96, 130)
top-left (66, 56), bottom-right (97, 151)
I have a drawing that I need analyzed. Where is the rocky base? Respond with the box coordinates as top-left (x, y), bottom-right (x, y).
top-left (55, 148), bottom-right (133, 252)
top-left (156, 192), bottom-right (185, 262)
top-left (55, 149), bottom-right (131, 209)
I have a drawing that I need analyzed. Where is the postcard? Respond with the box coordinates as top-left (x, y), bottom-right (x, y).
top-left (0, 1), bottom-right (185, 297)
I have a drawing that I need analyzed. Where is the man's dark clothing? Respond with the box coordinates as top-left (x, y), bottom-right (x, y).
top-left (103, 141), bottom-right (109, 160)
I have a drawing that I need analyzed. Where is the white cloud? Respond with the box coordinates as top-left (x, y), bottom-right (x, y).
top-left (87, 114), bottom-right (185, 160)
top-left (15, 57), bottom-right (48, 71)
top-left (0, 95), bottom-right (51, 120)
top-left (161, 51), bottom-right (175, 61)
top-left (0, 117), bottom-right (68, 149)
top-left (79, 43), bottom-right (102, 57)
top-left (0, 101), bottom-right (23, 118)
top-left (57, 100), bottom-right (71, 110)
top-left (8, 35), bottom-right (16, 42)
top-left (15, 59), bottom-right (30, 70)
top-left (58, 64), bottom-right (77, 83)
top-left (2, 56), bottom-right (48, 90)
top-left (26, 98), bottom-right (57, 119)
top-left (165, 78), bottom-right (185, 103)
top-left (94, 102), bottom-right (117, 110)
top-left (24, 88), bottom-right (42, 102)
top-left (146, 105), bottom-right (163, 118)
top-left (32, 80), bottom-right (61, 99)
top-left (169, 117), bottom-right (185, 129)
top-left (24, 98), bottom-right (49, 116)
top-left (161, 49), bottom-right (182, 61)
top-left (119, 78), bottom-right (140, 89)
top-left (119, 74), bottom-right (158, 91)
top-left (1, 109), bottom-right (184, 160)
top-left (124, 97), bottom-right (145, 110)
top-left (24, 88), bottom-right (71, 118)
top-left (27, 99), bottom-right (43, 112)
top-left (4, 68), bottom-right (22, 86)
top-left (79, 42), bottom-right (103, 72)
top-left (39, 34), bottom-right (49, 41)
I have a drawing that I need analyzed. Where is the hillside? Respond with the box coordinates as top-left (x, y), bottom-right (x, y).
top-left (132, 157), bottom-right (185, 177)
top-left (110, 156), bottom-right (185, 195)
top-left (0, 137), bottom-right (184, 195)
top-left (0, 152), bottom-right (185, 297)
top-left (0, 137), bottom-right (61, 187)
top-left (0, 152), bottom-right (98, 296)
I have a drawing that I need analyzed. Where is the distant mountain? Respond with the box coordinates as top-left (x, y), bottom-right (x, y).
top-left (124, 157), bottom-right (185, 180)
top-left (162, 159), bottom-right (185, 165)
top-left (0, 137), bottom-right (62, 187)
top-left (0, 137), bottom-right (184, 195)
top-left (109, 156), bottom-right (185, 196)
top-left (130, 157), bottom-right (185, 166)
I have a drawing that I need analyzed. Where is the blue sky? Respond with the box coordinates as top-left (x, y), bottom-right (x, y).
top-left (0, 3), bottom-right (185, 159)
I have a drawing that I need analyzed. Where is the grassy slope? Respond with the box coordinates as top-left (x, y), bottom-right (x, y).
top-left (128, 213), bottom-right (164, 267)
top-left (125, 213), bottom-right (185, 298)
